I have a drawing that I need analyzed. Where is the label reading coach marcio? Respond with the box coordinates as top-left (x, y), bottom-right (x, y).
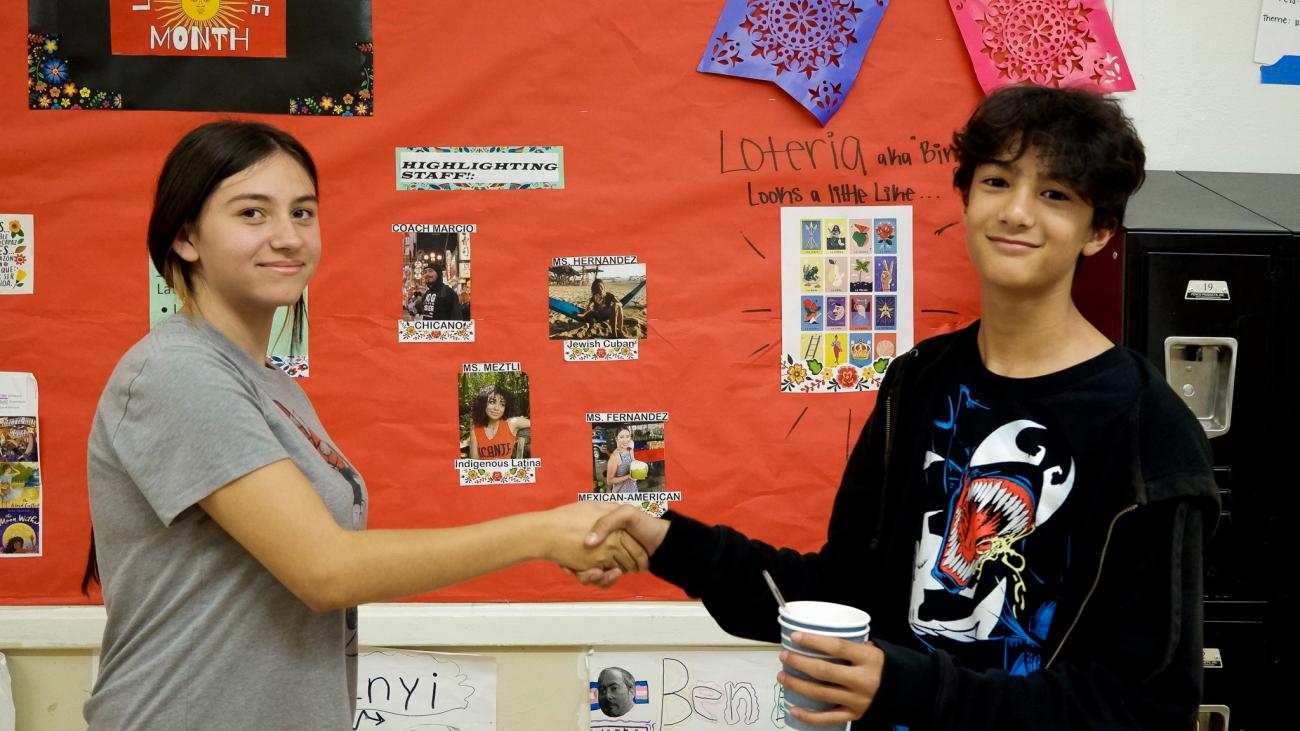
top-left (111, 0), bottom-right (287, 58)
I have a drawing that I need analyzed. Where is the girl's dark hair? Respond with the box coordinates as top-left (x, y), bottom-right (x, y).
top-left (148, 120), bottom-right (318, 349)
top-left (952, 85), bottom-right (1146, 231)
top-left (606, 425), bottom-right (632, 455)
top-left (470, 385), bottom-right (514, 427)
top-left (590, 278), bottom-right (605, 295)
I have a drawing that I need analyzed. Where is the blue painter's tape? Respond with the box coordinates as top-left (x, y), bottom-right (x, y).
top-left (1261, 55), bottom-right (1300, 85)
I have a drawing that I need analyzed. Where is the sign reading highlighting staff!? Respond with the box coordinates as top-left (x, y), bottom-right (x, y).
top-left (396, 147), bottom-right (565, 191)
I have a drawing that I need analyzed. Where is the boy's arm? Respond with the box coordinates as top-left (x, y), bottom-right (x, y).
top-left (864, 498), bottom-right (1206, 730)
top-left (644, 402), bottom-right (890, 643)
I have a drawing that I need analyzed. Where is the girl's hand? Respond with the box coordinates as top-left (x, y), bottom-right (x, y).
top-left (777, 633), bottom-right (884, 726)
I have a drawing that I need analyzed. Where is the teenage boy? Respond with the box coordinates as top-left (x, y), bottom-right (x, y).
top-left (582, 85), bottom-right (1219, 730)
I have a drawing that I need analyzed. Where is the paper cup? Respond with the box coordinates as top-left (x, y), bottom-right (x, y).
top-left (779, 600), bottom-right (871, 633)
top-left (778, 601), bottom-right (871, 731)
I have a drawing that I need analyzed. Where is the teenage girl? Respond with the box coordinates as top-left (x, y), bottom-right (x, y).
top-left (84, 121), bottom-right (644, 729)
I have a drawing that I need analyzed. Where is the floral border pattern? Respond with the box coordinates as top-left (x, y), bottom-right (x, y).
top-left (780, 353), bottom-right (888, 393)
top-left (268, 355), bottom-right (309, 378)
top-left (399, 320), bottom-right (475, 343)
top-left (564, 339), bottom-right (639, 362)
top-left (289, 42), bottom-right (373, 116)
top-left (27, 34), bottom-right (123, 111)
top-left (459, 465), bottom-right (537, 486)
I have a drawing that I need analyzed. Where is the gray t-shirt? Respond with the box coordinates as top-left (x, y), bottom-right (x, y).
top-left (85, 315), bottom-right (368, 730)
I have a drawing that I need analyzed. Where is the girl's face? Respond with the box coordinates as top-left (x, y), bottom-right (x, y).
top-left (616, 430), bottom-right (633, 449)
top-left (485, 394), bottom-right (506, 421)
top-left (173, 151), bottom-right (320, 317)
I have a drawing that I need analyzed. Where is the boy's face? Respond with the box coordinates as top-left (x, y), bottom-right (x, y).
top-left (962, 149), bottom-right (1112, 295)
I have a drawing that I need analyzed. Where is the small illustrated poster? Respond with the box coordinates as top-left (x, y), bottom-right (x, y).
top-left (578, 413), bottom-right (675, 517)
top-left (781, 206), bottom-right (913, 393)
top-left (0, 215), bottom-right (34, 294)
top-left (149, 258), bottom-right (309, 377)
top-left (396, 147), bottom-right (564, 191)
top-left (356, 649), bottom-right (496, 730)
top-left (455, 363), bottom-right (539, 485)
top-left (588, 651), bottom-right (786, 731)
top-left (396, 224), bottom-right (474, 342)
top-left (0, 372), bottom-right (41, 558)
top-left (548, 257), bottom-right (648, 362)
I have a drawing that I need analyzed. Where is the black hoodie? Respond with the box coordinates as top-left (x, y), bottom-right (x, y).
top-left (650, 324), bottom-right (1220, 730)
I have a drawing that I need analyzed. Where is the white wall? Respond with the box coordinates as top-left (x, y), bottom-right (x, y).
top-left (1113, 0), bottom-right (1300, 173)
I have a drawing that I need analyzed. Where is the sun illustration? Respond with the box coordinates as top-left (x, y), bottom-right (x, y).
top-left (156, 0), bottom-right (247, 29)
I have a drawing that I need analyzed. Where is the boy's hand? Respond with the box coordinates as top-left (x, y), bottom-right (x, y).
top-left (778, 632), bottom-right (884, 725)
top-left (543, 503), bottom-right (648, 576)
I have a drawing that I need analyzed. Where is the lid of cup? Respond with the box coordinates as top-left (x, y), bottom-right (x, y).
top-left (779, 600), bottom-right (871, 629)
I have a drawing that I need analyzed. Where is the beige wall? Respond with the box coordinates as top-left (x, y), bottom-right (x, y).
top-left (5, 650), bottom-right (93, 731)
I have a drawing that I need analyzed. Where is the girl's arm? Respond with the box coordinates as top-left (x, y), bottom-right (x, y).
top-left (605, 452), bottom-right (629, 487)
top-left (507, 416), bottom-right (531, 433)
top-left (199, 459), bottom-right (644, 612)
top-left (467, 428), bottom-right (478, 459)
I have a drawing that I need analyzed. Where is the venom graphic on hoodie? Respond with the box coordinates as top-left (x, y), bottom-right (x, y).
top-left (909, 384), bottom-right (1077, 675)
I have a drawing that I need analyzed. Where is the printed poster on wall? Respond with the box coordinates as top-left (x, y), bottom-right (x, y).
top-left (455, 363), bottom-right (540, 486)
top-left (548, 256), bottom-right (647, 361)
top-left (149, 259), bottom-right (309, 377)
top-left (396, 224), bottom-right (474, 343)
top-left (28, 0), bottom-right (372, 114)
top-left (780, 206), bottom-right (913, 393)
top-left (588, 650), bottom-right (786, 731)
top-left (0, 373), bottom-right (41, 558)
top-left (0, 216), bottom-right (34, 294)
top-left (578, 412), bottom-right (676, 517)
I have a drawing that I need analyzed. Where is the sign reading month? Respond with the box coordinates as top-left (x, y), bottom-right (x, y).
top-left (110, 0), bottom-right (287, 57)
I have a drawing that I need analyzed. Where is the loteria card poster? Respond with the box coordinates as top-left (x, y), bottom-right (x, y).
top-left (780, 206), bottom-right (914, 393)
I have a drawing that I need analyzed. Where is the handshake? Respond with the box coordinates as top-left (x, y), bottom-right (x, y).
top-left (542, 502), bottom-right (669, 588)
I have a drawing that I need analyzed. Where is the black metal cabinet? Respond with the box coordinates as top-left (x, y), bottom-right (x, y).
top-left (1076, 171), bottom-right (1297, 731)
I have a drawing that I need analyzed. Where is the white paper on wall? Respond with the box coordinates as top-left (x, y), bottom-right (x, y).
top-left (356, 648), bottom-right (497, 730)
top-left (587, 650), bottom-right (787, 731)
top-left (1256, 0), bottom-right (1300, 64)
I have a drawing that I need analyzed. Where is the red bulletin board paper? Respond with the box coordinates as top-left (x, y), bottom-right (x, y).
top-left (109, 0), bottom-right (287, 58)
top-left (0, 0), bottom-right (981, 606)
